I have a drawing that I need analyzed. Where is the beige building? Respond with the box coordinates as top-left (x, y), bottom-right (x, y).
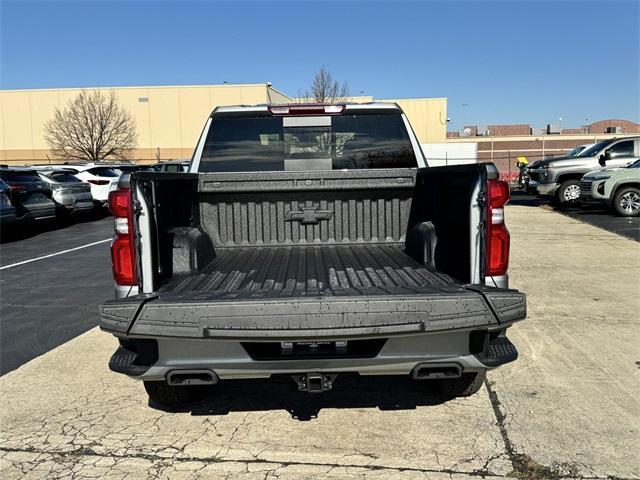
top-left (0, 83), bottom-right (447, 165)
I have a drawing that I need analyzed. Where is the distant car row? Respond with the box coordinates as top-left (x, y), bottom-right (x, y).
top-left (528, 136), bottom-right (640, 216)
top-left (0, 160), bottom-right (190, 227)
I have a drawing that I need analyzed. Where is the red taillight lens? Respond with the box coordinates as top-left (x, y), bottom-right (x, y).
top-left (10, 185), bottom-right (25, 192)
top-left (488, 224), bottom-right (510, 276)
top-left (111, 235), bottom-right (136, 285)
top-left (488, 179), bottom-right (510, 208)
top-left (108, 188), bottom-right (130, 217)
top-left (486, 180), bottom-right (510, 277)
top-left (88, 179), bottom-right (109, 185)
top-left (108, 188), bottom-right (137, 286)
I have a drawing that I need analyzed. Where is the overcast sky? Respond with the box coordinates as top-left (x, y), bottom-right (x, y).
top-left (1, 0), bottom-right (638, 130)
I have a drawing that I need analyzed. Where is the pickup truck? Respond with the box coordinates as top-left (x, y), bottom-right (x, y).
top-left (100, 103), bottom-right (526, 406)
top-left (528, 136), bottom-right (640, 204)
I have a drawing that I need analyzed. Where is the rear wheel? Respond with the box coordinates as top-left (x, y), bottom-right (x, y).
top-left (556, 179), bottom-right (581, 205)
top-left (613, 187), bottom-right (640, 217)
top-left (143, 381), bottom-right (207, 407)
top-left (436, 371), bottom-right (486, 398)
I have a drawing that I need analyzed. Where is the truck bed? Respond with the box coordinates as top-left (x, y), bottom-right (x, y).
top-left (163, 244), bottom-right (457, 299)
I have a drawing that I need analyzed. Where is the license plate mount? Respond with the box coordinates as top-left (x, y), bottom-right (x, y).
top-left (280, 340), bottom-right (347, 355)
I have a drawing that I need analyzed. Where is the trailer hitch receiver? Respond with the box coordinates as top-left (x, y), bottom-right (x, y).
top-left (293, 373), bottom-right (336, 393)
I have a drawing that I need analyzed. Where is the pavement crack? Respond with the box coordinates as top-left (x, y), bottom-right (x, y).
top-left (0, 444), bottom-right (508, 477)
top-left (484, 379), bottom-right (606, 480)
top-left (485, 378), bottom-right (517, 461)
top-left (1, 443), bottom-right (638, 479)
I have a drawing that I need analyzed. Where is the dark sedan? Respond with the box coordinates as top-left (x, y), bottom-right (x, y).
top-left (0, 168), bottom-right (56, 223)
top-left (0, 179), bottom-right (17, 225)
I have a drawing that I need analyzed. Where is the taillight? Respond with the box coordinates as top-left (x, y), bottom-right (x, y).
top-left (268, 104), bottom-right (345, 115)
top-left (88, 179), bottom-right (109, 185)
top-left (108, 188), bottom-right (137, 285)
top-left (10, 185), bottom-right (25, 192)
top-left (486, 179), bottom-right (510, 277)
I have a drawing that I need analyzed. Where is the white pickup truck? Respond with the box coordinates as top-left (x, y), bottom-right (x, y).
top-left (100, 103), bottom-right (526, 406)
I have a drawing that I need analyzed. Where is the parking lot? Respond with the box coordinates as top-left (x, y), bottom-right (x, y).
top-left (0, 202), bottom-right (638, 479)
top-left (510, 193), bottom-right (640, 242)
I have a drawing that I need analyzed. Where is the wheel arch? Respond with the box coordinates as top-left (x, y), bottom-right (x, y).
top-left (556, 172), bottom-right (585, 184)
top-left (612, 180), bottom-right (640, 196)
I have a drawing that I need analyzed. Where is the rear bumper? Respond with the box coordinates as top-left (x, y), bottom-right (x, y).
top-left (101, 287), bottom-right (525, 381)
top-left (21, 202), bottom-right (56, 221)
top-left (69, 201), bottom-right (95, 214)
top-left (54, 193), bottom-right (95, 213)
top-left (108, 325), bottom-right (519, 381)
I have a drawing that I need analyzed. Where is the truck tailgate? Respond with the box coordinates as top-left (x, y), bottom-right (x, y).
top-left (101, 244), bottom-right (525, 340)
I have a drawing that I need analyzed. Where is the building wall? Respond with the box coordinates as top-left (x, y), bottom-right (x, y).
top-left (421, 142), bottom-right (477, 167)
top-left (586, 119), bottom-right (640, 134)
top-left (447, 133), bottom-right (627, 179)
top-left (386, 98), bottom-right (447, 144)
top-left (0, 83), bottom-right (281, 164)
top-left (0, 86), bottom-right (447, 165)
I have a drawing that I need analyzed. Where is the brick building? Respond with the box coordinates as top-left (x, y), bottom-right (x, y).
top-left (585, 119), bottom-right (639, 134)
top-left (446, 118), bottom-right (640, 179)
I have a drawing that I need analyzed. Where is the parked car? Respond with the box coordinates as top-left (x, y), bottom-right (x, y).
top-left (0, 179), bottom-right (17, 226)
top-left (150, 160), bottom-right (190, 173)
top-left (35, 164), bottom-right (120, 207)
top-left (103, 163), bottom-right (153, 175)
top-left (528, 136), bottom-right (640, 204)
top-left (36, 168), bottom-right (94, 217)
top-left (100, 103), bottom-right (526, 407)
top-left (0, 167), bottom-right (56, 222)
top-left (580, 158), bottom-right (640, 217)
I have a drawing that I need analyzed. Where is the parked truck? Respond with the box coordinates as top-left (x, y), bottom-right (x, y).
top-left (100, 103), bottom-right (526, 406)
top-left (528, 136), bottom-right (640, 204)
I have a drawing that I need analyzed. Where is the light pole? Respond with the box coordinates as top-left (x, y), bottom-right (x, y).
top-left (461, 103), bottom-right (469, 130)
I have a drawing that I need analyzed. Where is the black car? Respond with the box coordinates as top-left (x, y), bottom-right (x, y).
top-left (0, 179), bottom-right (17, 225)
top-left (0, 168), bottom-right (56, 223)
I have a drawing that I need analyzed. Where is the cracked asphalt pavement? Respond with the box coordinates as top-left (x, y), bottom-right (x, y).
top-left (0, 205), bottom-right (638, 479)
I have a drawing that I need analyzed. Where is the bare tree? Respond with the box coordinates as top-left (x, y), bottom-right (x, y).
top-left (302, 66), bottom-right (349, 103)
top-left (45, 90), bottom-right (137, 162)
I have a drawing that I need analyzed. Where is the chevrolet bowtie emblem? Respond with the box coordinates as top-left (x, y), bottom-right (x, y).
top-left (285, 206), bottom-right (334, 225)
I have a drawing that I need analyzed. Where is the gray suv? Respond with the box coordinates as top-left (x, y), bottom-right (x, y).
top-left (528, 136), bottom-right (640, 204)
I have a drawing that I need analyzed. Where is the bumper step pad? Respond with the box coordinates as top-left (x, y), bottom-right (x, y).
top-left (476, 336), bottom-right (518, 367)
top-left (108, 340), bottom-right (158, 376)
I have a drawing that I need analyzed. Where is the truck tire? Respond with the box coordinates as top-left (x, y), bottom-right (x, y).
top-left (143, 381), bottom-right (206, 407)
top-left (436, 371), bottom-right (486, 398)
top-left (556, 180), bottom-right (581, 205)
top-left (613, 186), bottom-right (640, 217)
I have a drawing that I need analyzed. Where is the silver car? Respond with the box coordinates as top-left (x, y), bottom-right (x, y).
top-left (37, 168), bottom-right (94, 217)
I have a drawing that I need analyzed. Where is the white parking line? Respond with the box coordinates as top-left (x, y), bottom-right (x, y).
top-left (0, 239), bottom-right (112, 271)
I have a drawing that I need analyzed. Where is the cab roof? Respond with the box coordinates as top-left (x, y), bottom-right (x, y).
top-left (210, 102), bottom-right (402, 117)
